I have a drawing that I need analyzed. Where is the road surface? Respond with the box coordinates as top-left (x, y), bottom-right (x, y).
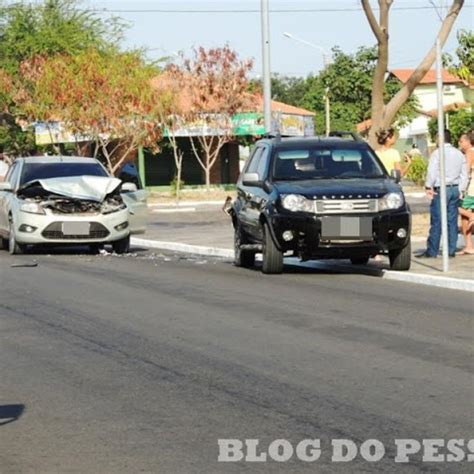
top-left (0, 249), bottom-right (472, 473)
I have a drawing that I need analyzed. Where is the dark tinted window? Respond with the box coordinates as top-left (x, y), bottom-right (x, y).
top-left (272, 145), bottom-right (385, 181)
top-left (20, 162), bottom-right (108, 185)
top-left (256, 147), bottom-right (270, 179)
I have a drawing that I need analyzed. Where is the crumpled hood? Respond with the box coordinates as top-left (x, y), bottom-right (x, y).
top-left (19, 176), bottom-right (122, 202)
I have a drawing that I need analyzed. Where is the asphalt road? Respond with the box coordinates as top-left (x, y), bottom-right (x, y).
top-left (0, 248), bottom-right (472, 473)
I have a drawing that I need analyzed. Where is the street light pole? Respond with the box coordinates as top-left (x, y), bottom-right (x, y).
top-left (283, 32), bottom-right (332, 136)
top-left (436, 38), bottom-right (449, 272)
top-left (261, 0), bottom-right (272, 133)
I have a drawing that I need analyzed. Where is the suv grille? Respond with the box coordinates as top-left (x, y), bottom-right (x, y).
top-left (42, 222), bottom-right (110, 240)
top-left (315, 199), bottom-right (378, 214)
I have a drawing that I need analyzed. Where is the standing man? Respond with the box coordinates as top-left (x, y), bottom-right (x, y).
top-left (420, 129), bottom-right (468, 258)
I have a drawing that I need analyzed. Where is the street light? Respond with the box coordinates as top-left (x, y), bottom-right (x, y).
top-left (283, 32), bottom-right (332, 136)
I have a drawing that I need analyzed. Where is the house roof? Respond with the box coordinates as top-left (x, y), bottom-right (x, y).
top-left (390, 68), bottom-right (465, 85)
top-left (151, 73), bottom-right (315, 117)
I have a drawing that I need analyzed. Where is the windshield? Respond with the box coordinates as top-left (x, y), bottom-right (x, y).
top-left (20, 162), bottom-right (108, 185)
top-left (272, 145), bottom-right (386, 181)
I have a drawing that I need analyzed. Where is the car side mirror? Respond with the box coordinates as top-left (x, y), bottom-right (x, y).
top-left (0, 182), bottom-right (13, 192)
top-left (390, 169), bottom-right (401, 183)
top-left (242, 172), bottom-right (261, 187)
top-left (121, 182), bottom-right (138, 193)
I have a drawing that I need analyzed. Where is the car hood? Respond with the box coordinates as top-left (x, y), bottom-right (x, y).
top-left (273, 178), bottom-right (400, 199)
top-left (18, 176), bottom-right (122, 202)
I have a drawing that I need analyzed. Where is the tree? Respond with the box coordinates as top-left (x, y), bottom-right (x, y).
top-left (361, 0), bottom-right (464, 147)
top-left (182, 46), bottom-right (253, 191)
top-left (17, 50), bottom-right (171, 174)
top-left (0, 0), bottom-right (124, 155)
top-left (428, 108), bottom-right (474, 143)
top-left (444, 29), bottom-right (474, 84)
top-left (301, 47), bottom-right (417, 133)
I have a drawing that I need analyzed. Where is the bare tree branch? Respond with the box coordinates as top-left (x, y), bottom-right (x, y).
top-left (361, 0), bottom-right (384, 43)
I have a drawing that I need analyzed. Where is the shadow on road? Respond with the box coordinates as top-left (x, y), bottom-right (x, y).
top-left (0, 404), bottom-right (25, 427)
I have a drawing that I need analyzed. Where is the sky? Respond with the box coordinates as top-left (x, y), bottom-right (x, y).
top-left (43, 1), bottom-right (474, 76)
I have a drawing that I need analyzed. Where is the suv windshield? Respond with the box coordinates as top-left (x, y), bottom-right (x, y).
top-left (272, 145), bottom-right (386, 181)
top-left (20, 162), bottom-right (108, 185)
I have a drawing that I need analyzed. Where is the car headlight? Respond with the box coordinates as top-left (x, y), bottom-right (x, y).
top-left (379, 192), bottom-right (404, 211)
top-left (281, 194), bottom-right (314, 212)
top-left (20, 202), bottom-right (46, 215)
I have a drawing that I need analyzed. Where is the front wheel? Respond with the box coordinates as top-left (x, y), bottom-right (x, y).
top-left (9, 223), bottom-right (26, 255)
top-left (261, 223), bottom-right (283, 274)
top-left (234, 225), bottom-right (255, 268)
top-left (389, 241), bottom-right (411, 271)
top-left (112, 235), bottom-right (130, 254)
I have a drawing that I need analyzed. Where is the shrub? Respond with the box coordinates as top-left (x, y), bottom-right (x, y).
top-left (406, 155), bottom-right (428, 186)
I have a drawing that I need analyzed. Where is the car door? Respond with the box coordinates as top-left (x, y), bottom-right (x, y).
top-left (0, 161), bottom-right (20, 236)
top-left (117, 162), bottom-right (148, 235)
top-left (237, 146), bottom-right (263, 236)
top-left (247, 145), bottom-right (271, 239)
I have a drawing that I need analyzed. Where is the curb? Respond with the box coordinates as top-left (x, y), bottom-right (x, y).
top-left (131, 237), bottom-right (473, 292)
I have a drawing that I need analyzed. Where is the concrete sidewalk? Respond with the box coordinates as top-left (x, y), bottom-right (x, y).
top-left (134, 204), bottom-right (473, 291)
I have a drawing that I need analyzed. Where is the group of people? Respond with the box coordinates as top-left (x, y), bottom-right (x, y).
top-left (376, 127), bottom-right (474, 258)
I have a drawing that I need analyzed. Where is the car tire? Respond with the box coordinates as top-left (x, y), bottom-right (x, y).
top-left (0, 237), bottom-right (8, 251)
top-left (112, 235), bottom-right (130, 254)
top-left (89, 243), bottom-right (104, 255)
top-left (234, 225), bottom-right (255, 268)
top-left (389, 241), bottom-right (411, 271)
top-left (8, 223), bottom-right (26, 255)
top-left (350, 256), bottom-right (370, 265)
top-left (262, 223), bottom-right (283, 274)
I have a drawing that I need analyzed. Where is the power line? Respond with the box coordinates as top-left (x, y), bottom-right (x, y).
top-left (86, 4), bottom-right (473, 14)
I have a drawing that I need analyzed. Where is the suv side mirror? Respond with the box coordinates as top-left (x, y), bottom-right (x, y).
top-left (242, 172), bottom-right (261, 187)
top-left (0, 182), bottom-right (13, 192)
top-left (390, 169), bottom-right (401, 183)
top-left (121, 182), bottom-right (138, 193)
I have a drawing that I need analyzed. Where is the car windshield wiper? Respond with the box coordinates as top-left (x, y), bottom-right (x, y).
top-left (274, 176), bottom-right (328, 181)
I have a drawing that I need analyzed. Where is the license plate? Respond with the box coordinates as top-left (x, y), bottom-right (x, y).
top-left (62, 222), bottom-right (90, 236)
top-left (321, 217), bottom-right (372, 240)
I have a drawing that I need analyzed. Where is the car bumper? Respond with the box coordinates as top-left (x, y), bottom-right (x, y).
top-left (268, 209), bottom-right (411, 258)
top-left (13, 209), bottom-right (130, 245)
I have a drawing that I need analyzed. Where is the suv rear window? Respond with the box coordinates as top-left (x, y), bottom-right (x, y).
top-left (272, 145), bottom-right (385, 180)
top-left (20, 162), bottom-right (108, 185)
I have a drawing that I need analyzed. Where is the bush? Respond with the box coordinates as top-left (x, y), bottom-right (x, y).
top-left (406, 156), bottom-right (428, 186)
top-left (170, 176), bottom-right (185, 197)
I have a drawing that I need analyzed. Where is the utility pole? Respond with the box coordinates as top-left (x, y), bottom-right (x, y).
top-left (325, 87), bottom-right (330, 136)
top-left (436, 38), bottom-right (449, 272)
top-left (260, 0), bottom-right (272, 133)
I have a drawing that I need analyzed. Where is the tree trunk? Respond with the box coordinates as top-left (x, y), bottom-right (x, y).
top-left (361, 0), bottom-right (464, 148)
top-left (205, 167), bottom-right (211, 192)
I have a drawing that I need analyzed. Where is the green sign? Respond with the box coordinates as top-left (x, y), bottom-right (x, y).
top-left (232, 113), bottom-right (265, 136)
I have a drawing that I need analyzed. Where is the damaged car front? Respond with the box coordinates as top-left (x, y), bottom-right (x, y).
top-left (0, 158), bottom-right (132, 254)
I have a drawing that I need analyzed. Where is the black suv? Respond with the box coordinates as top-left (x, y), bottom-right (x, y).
top-left (229, 133), bottom-right (411, 274)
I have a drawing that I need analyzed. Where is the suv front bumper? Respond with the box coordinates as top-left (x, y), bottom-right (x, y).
top-left (268, 209), bottom-right (411, 259)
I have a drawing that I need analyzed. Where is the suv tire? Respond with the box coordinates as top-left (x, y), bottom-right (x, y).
top-left (350, 256), bottom-right (370, 265)
top-left (389, 241), bottom-right (411, 271)
top-left (234, 225), bottom-right (255, 268)
top-left (262, 223), bottom-right (283, 274)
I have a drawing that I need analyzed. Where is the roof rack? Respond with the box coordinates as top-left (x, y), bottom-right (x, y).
top-left (328, 130), bottom-right (365, 142)
top-left (262, 131), bottom-right (282, 141)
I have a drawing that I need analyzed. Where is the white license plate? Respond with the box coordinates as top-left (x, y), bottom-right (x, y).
top-left (62, 222), bottom-right (90, 236)
top-left (321, 217), bottom-right (372, 239)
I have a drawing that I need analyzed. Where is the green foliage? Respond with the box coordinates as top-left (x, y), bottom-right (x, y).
top-left (0, 119), bottom-right (36, 156)
top-left (428, 108), bottom-right (474, 144)
top-left (246, 46), bottom-right (419, 134)
top-left (0, 0), bottom-right (125, 75)
top-left (443, 29), bottom-right (474, 84)
top-left (406, 156), bottom-right (428, 186)
top-left (170, 175), bottom-right (185, 197)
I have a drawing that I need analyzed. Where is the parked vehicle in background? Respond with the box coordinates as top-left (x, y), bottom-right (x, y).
top-left (0, 156), bottom-right (147, 254)
top-left (229, 132), bottom-right (411, 274)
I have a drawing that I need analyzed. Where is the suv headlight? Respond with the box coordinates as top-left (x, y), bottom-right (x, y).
top-left (20, 202), bottom-right (46, 215)
top-left (281, 194), bottom-right (314, 212)
top-left (379, 192), bottom-right (404, 211)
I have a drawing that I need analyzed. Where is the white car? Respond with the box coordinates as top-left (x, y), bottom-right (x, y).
top-left (0, 156), bottom-right (147, 254)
